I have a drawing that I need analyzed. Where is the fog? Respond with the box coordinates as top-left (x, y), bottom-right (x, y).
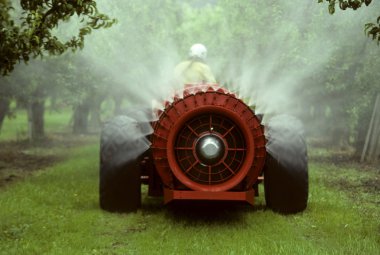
top-left (79, 0), bottom-right (379, 162)
top-left (77, 1), bottom-right (375, 116)
top-left (5, 0), bottom-right (379, 163)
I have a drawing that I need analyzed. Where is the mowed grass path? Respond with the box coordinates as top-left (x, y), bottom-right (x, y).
top-left (0, 143), bottom-right (379, 255)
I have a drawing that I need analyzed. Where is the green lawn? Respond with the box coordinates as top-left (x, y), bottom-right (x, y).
top-left (0, 142), bottom-right (379, 255)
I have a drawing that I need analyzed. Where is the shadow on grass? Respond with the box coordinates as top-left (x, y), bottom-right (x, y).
top-left (142, 197), bottom-right (267, 226)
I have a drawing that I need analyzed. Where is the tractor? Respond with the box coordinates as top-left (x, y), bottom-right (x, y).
top-left (99, 83), bottom-right (308, 214)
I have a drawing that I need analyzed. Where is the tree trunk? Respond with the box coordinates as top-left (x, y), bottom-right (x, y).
top-left (27, 99), bottom-right (45, 141)
top-left (89, 98), bottom-right (104, 132)
top-left (0, 97), bottom-right (10, 132)
top-left (328, 104), bottom-right (350, 149)
top-left (89, 105), bottom-right (101, 131)
top-left (309, 103), bottom-right (326, 138)
top-left (113, 94), bottom-right (124, 115)
top-left (354, 95), bottom-right (377, 158)
top-left (89, 91), bottom-right (107, 132)
top-left (361, 94), bottom-right (380, 163)
top-left (72, 100), bottom-right (91, 134)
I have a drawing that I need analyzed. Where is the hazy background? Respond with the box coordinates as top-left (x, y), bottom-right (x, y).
top-left (2, 0), bottom-right (380, 151)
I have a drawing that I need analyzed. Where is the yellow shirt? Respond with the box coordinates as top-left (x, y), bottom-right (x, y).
top-left (174, 60), bottom-right (216, 84)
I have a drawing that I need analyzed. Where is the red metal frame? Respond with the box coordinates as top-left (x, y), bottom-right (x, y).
top-left (150, 83), bottom-right (266, 205)
top-left (163, 188), bottom-right (255, 205)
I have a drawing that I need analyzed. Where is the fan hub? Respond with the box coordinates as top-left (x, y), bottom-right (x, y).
top-left (195, 135), bottom-right (225, 165)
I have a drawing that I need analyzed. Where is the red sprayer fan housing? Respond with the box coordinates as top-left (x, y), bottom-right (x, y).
top-left (151, 84), bottom-right (266, 204)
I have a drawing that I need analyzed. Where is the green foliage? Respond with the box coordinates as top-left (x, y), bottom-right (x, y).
top-left (0, 0), bottom-right (115, 75)
top-left (318, 0), bottom-right (372, 14)
top-left (318, 0), bottom-right (380, 43)
top-left (319, 0), bottom-right (372, 12)
top-left (365, 16), bottom-right (380, 43)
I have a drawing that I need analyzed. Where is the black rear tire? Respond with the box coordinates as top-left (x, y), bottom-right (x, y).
top-left (264, 115), bottom-right (308, 214)
top-left (99, 116), bottom-right (144, 212)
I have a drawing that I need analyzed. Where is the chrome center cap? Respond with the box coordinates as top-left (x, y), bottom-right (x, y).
top-left (196, 135), bottom-right (225, 165)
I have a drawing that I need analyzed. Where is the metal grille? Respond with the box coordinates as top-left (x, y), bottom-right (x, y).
top-left (174, 113), bottom-right (246, 185)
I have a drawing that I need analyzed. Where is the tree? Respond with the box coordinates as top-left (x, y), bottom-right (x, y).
top-left (2, 0), bottom-right (379, 151)
top-left (318, 0), bottom-right (380, 43)
top-left (0, 0), bottom-right (115, 75)
top-left (0, 77), bottom-right (13, 131)
top-left (0, 0), bottom-right (115, 141)
top-left (2, 58), bottom-right (59, 140)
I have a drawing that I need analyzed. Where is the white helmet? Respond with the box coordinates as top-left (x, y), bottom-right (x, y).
top-left (189, 43), bottom-right (207, 60)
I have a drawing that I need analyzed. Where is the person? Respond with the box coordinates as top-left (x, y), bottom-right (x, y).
top-left (174, 43), bottom-right (216, 84)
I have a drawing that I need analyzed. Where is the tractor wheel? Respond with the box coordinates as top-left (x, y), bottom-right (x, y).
top-left (99, 115), bottom-right (149, 212)
top-left (264, 115), bottom-right (308, 214)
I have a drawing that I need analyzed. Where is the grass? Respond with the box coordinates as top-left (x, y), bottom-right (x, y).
top-left (0, 142), bottom-right (379, 255)
top-left (0, 110), bottom-right (379, 254)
